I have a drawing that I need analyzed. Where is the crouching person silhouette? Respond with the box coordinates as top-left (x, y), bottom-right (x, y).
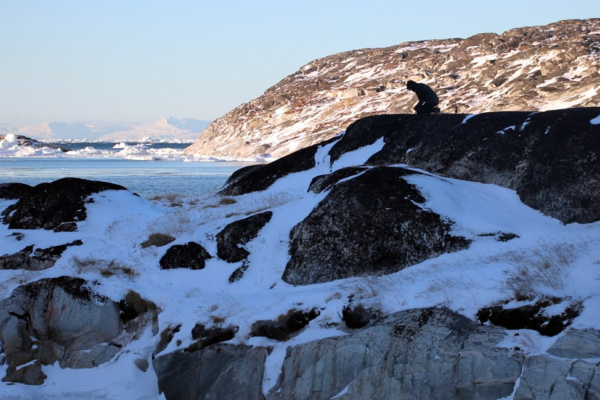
top-left (406, 80), bottom-right (439, 114)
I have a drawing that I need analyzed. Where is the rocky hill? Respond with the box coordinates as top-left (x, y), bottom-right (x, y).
top-left (2, 108), bottom-right (600, 399)
top-left (184, 18), bottom-right (600, 160)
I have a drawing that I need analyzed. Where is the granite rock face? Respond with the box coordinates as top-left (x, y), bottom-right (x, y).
top-left (1, 177), bottom-right (127, 230)
top-left (0, 277), bottom-right (121, 384)
top-left (513, 328), bottom-right (600, 400)
top-left (283, 167), bottom-right (471, 285)
top-left (153, 344), bottom-right (267, 400)
top-left (184, 19), bottom-right (600, 160)
top-left (267, 308), bottom-right (524, 400)
top-left (0, 278), bottom-right (158, 385)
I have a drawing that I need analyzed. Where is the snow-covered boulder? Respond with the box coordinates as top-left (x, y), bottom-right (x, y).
top-left (284, 167), bottom-right (471, 285)
top-left (1, 177), bottom-right (127, 230)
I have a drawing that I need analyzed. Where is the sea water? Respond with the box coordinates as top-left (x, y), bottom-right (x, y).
top-left (0, 142), bottom-right (257, 199)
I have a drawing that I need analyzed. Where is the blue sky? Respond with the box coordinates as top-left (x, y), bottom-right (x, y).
top-left (1, 0), bottom-right (598, 125)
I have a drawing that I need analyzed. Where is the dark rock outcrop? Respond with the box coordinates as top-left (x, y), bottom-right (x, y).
top-left (159, 242), bottom-right (212, 270)
top-left (266, 308), bottom-right (523, 400)
top-left (0, 240), bottom-right (83, 271)
top-left (342, 304), bottom-right (381, 329)
top-left (1, 178), bottom-right (127, 230)
top-left (283, 167), bottom-right (471, 285)
top-left (250, 308), bottom-right (320, 342)
top-left (330, 108), bottom-right (600, 223)
top-left (186, 323), bottom-right (239, 351)
top-left (153, 344), bottom-right (266, 400)
top-left (218, 141), bottom-right (330, 196)
top-left (477, 297), bottom-right (583, 336)
top-left (216, 211), bottom-right (273, 263)
top-left (0, 183), bottom-right (31, 200)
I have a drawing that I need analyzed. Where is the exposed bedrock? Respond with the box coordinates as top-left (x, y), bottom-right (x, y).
top-left (153, 344), bottom-right (267, 400)
top-left (1, 177), bottom-right (127, 230)
top-left (0, 278), bottom-right (157, 385)
top-left (216, 211), bottom-right (273, 263)
top-left (153, 308), bottom-right (600, 400)
top-left (267, 308), bottom-right (523, 400)
top-left (283, 167), bottom-right (471, 285)
top-left (330, 107), bottom-right (600, 223)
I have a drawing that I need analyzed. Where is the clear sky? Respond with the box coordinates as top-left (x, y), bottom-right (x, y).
top-left (1, 0), bottom-right (598, 126)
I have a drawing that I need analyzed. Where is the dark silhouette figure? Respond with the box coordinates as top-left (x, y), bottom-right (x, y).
top-left (407, 80), bottom-right (439, 114)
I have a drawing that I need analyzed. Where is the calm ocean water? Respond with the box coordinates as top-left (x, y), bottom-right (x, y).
top-left (0, 144), bottom-right (257, 199)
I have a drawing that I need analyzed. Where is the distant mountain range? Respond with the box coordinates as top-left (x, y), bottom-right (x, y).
top-left (0, 118), bottom-right (211, 142)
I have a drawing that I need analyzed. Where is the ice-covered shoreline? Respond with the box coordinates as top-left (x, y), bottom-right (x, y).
top-left (0, 134), bottom-right (271, 162)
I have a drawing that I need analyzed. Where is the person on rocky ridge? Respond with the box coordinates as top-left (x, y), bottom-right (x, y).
top-left (406, 80), bottom-right (439, 114)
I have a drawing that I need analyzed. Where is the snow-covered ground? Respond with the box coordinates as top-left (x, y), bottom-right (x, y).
top-left (1, 136), bottom-right (600, 399)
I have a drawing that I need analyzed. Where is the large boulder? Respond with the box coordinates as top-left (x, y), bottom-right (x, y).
top-left (216, 211), bottom-right (273, 263)
top-left (330, 108), bottom-right (600, 223)
top-left (0, 278), bottom-right (157, 385)
top-left (266, 308), bottom-right (524, 400)
top-left (1, 177), bottom-right (127, 230)
top-left (159, 242), bottom-right (213, 270)
top-left (283, 167), bottom-right (471, 285)
top-left (153, 344), bottom-right (267, 400)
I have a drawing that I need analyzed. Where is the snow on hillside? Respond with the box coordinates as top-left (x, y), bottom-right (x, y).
top-left (184, 19), bottom-right (600, 160)
top-left (2, 136), bottom-right (600, 398)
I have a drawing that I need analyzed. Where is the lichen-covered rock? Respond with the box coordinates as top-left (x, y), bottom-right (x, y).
top-left (267, 308), bottom-right (523, 400)
top-left (153, 344), bottom-right (267, 400)
top-left (1, 177), bottom-right (127, 230)
top-left (283, 167), bottom-right (471, 285)
top-left (0, 240), bottom-right (83, 271)
top-left (159, 242), bottom-right (212, 270)
top-left (216, 211), bottom-right (273, 263)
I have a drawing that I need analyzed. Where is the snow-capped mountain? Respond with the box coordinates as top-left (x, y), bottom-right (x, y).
top-left (0, 118), bottom-right (211, 142)
top-left (184, 18), bottom-right (600, 160)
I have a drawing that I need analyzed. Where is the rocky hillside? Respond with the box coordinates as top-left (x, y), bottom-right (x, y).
top-left (184, 18), bottom-right (600, 160)
top-left (1, 108), bottom-right (600, 399)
